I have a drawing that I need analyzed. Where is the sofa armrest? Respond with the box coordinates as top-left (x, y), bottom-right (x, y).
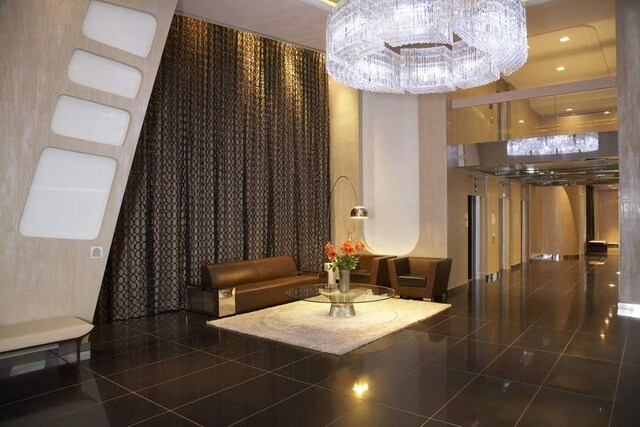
top-left (370, 256), bottom-right (395, 286)
top-left (388, 257), bottom-right (409, 289)
top-left (391, 257), bottom-right (410, 276)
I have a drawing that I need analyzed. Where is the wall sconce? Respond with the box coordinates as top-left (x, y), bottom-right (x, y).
top-left (329, 175), bottom-right (368, 219)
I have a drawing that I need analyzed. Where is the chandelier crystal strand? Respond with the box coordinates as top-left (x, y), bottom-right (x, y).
top-left (453, 40), bottom-right (500, 89)
top-left (402, 47), bottom-right (455, 94)
top-left (326, 0), bottom-right (528, 94)
top-left (356, 48), bottom-right (403, 94)
top-left (507, 133), bottom-right (599, 156)
top-left (373, 0), bottom-right (453, 47)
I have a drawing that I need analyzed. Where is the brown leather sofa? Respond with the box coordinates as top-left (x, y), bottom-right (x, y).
top-left (388, 257), bottom-right (452, 301)
top-left (200, 256), bottom-right (319, 317)
top-left (350, 254), bottom-right (395, 286)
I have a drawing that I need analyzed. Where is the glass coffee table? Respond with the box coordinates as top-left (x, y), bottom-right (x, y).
top-left (285, 284), bottom-right (397, 317)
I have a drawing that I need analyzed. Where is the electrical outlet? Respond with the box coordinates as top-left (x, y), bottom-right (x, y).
top-left (90, 246), bottom-right (103, 259)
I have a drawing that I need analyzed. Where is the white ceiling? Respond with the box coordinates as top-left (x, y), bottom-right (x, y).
top-left (176, 0), bottom-right (616, 91)
top-left (176, 0), bottom-right (331, 52)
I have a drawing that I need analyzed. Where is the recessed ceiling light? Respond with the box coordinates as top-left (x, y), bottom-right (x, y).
top-left (560, 36), bottom-right (570, 42)
top-left (518, 119), bottom-right (525, 124)
top-left (566, 108), bottom-right (573, 112)
top-left (556, 66), bottom-right (566, 71)
top-left (604, 110), bottom-right (611, 115)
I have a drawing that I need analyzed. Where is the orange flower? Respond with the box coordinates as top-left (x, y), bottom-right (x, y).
top-left (340, 238), bottom-right (355, 255)
top-left (355, 239), bottom-right (365, 251)
top-left (324, 242), bottom-right (337, 261)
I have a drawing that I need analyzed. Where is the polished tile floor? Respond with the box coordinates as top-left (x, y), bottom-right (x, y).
top-left (2, 251), bottom-right (640, 426)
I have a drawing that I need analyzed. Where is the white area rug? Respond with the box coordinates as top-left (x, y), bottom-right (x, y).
top-left (207, 299), bottom-right (451, 355)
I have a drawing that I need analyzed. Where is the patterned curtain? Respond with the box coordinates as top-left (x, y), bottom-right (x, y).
top-left (95, 15), bottom-right (330, 323)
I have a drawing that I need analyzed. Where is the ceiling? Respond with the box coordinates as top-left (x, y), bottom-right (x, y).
top-left (175, 0), bottom-right (618, 187)
top-left (471, 158), bottom-right (619, 187)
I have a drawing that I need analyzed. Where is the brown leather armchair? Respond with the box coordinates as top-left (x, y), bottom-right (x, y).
top-left (387, 257), bottom-right (452, 301)
top-left (350, 254), bottom-right (395, 286)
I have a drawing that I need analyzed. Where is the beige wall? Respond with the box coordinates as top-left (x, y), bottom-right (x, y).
top-left (0, 0), bottom-right (176, 325)
top-left (529, 186), bottom-right (585, 255)
top-left (416, 94), bottom-right (449, 257)
top-left (510, 181), bottom-right (523, 266)
top-left (328, 78), bottom-right (363, 245)
top-left (596, 188), bottom-right (620, 243)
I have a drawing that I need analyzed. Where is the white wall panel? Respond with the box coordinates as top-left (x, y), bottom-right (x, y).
top-left (51, 95), bottom-right (130, 146)
top-left (68, 50), bottom-right (142, 98)
top-left (82, 1), bottom-right (157, 58)
top-left (0, 0), bottom-right (177, 325)
top-left (19, 148), bottom-right (116, 240)
top-left (362, 92), bottom-right (419, 255)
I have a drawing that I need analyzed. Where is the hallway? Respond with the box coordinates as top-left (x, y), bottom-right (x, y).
top-left (1, 252), bottom-right (638, 426)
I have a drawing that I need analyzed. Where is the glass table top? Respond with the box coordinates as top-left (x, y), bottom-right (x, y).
top-left (286, 283), bottom-right (396, 304)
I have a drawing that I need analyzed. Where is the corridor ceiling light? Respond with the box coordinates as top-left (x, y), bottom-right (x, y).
top-left (556, 65), bottom-right (566, 71)
top-left (566, 108), bottom-right (573, 112)
top-left (604, 110), bottom-right (611, 115)
top-left (559, 36), bottom-right (570, 42)
top-left (326, 0), bottom-right (528, 94)
top-left (507, 133), bottom-right (599, 156)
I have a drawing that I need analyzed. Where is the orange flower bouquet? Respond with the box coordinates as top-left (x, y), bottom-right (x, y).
top-left (324, 238), bottom-right (366, 271)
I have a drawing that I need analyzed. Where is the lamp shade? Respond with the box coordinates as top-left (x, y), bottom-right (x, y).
top-left (350, 205), bottom-right (368, 219)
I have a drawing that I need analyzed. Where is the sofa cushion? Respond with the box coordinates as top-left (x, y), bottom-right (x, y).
top-left (234, 274), bottom-right (319, 313)
top-left (253, 256), bottom-right (298, 281)
top-left (201, 260), bottom-right (260, 289)
top-left (397, 275), bottom-right (427, 287)
top-left (350, 270), bottom-right (370, 283)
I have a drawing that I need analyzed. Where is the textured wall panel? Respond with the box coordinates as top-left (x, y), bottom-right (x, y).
top-left (0, 0), bottom-right (176, 326)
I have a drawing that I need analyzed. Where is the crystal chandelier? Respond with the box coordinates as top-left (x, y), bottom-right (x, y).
top-left (326, 0), bottom-right (528, 94)
top-left (507, 133), bottom-right (599, 156)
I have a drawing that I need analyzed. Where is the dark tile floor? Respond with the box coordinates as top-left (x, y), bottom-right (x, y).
top-left (1, 250), bottom-right (639, 426)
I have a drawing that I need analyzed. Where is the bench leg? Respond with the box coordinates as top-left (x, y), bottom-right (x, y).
top-left (74, 333), bottom-right (90, 365)
top-left (75, 337), bottom-right (82, 365)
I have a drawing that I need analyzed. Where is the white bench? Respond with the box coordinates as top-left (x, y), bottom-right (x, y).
top-left (0, 317), bottom-right (94, 363)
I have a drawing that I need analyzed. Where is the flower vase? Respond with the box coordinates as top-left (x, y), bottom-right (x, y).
top-left (339, 269), bottom-right (350, 293)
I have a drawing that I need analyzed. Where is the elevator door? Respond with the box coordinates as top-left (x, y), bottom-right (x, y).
top-left (468, 195), bottom-right (482, 280)
top-left (521, 200), bottom-right (529, 263)
top-left (499, 198), bottom-right (510, 270)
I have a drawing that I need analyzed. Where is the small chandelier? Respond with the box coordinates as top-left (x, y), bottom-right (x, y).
top-left (507, 133), bottom-right (599, 156)
top-left (326, 0), bottom-right (528, 94)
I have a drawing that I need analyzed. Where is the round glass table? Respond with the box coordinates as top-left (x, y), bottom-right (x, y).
top-left (285, 283), bottom-right (396, 317)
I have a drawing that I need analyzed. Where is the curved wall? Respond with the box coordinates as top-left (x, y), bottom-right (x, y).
top-left (361, 92), bottom-right (419, 255)
top-left (530, 186), bottom-right (585, 255)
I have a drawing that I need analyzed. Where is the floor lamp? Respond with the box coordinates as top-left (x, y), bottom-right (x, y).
top-left (328, 175), bottom-right (368, 239)
top-left (326, 175), bottom-right (368, 284)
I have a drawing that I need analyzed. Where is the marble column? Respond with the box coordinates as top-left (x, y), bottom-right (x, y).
top-left (617, 0), bottom-right (640, 315)
top-left (417, 94), bottom-right (449, 258)
top-left (328, 78), bottom-right (362, 244)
